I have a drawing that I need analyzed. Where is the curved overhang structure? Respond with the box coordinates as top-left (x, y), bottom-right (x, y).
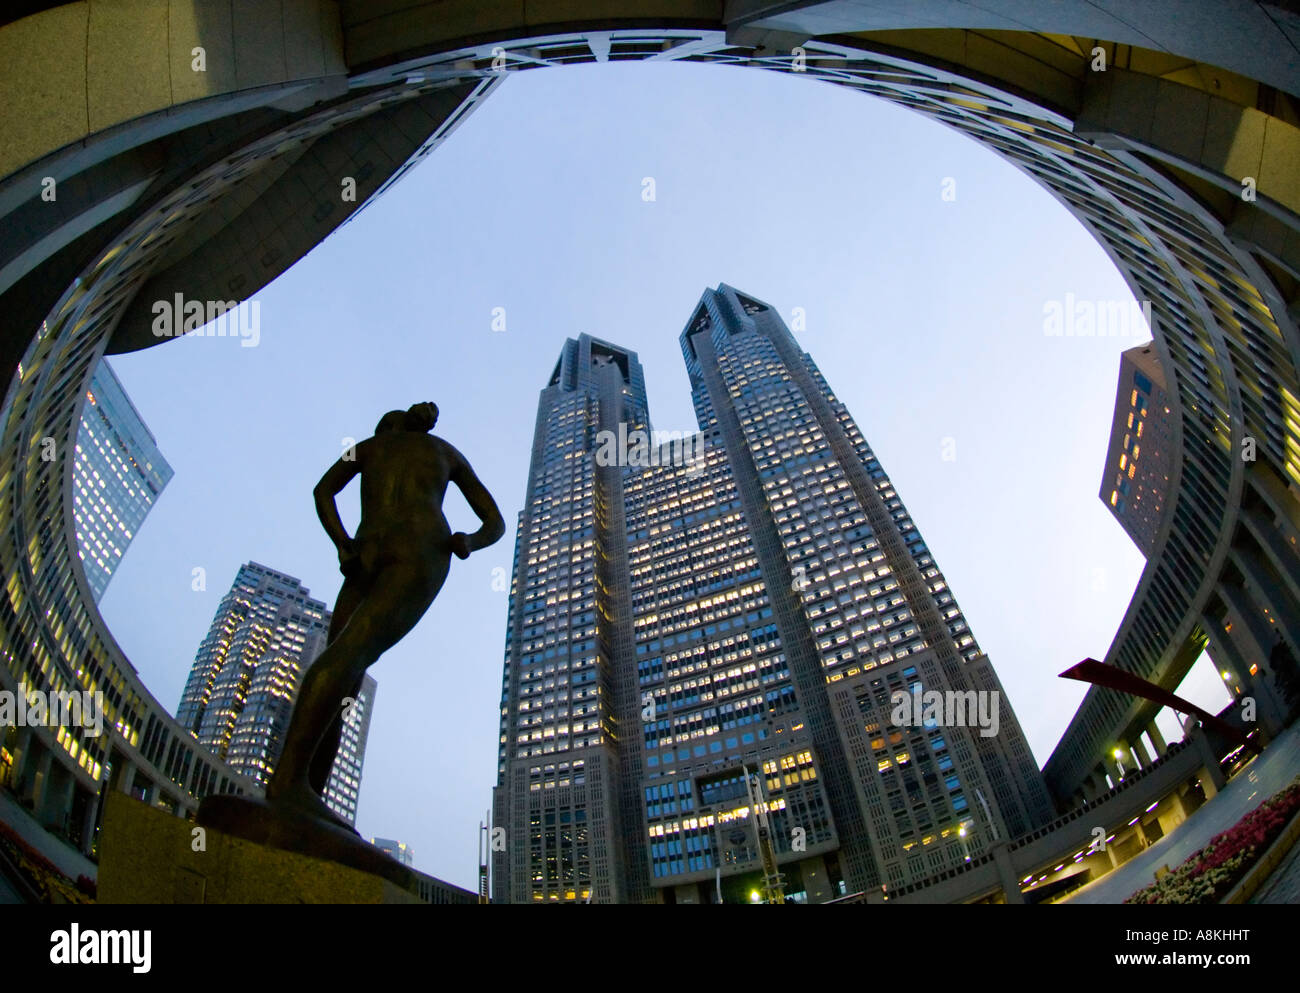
top-left (1, 1), bottom-right (1298, 890)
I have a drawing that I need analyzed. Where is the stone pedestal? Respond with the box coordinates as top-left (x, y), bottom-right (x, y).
top-left (98, 792), bottom-right (422, 903)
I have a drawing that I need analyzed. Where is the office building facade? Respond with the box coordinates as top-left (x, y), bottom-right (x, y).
top-left (492, 285), bottom-right (1053, 904)
top-left (71, 358), bottom-right (173, 602)
top-left (1100, 345), bottom-right (1175, 556)
top-left (371, 837), bottom-right (414, 866)
top-left (324, 674), bottom-right (377, 825)
top-left (176, 562), bottom-right (375, 823)
top-left (177, 563), bottom-right (331, 784)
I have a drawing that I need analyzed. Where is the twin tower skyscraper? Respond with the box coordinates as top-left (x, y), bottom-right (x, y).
top-left (491, 284), bottom-right (1053, 904)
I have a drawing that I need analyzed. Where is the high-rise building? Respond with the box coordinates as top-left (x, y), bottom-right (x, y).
top-left (72, 358), bottom-right (173, 602)
top-left (177, 563), bottom-right (374, 822)
top-left (1100, 344), bottom-right (1175, 556)
top-left (324, 673), bottom-right (377, 825)
top-left (491, 285), bottom-right (1054, 904)
top-left (371, 837), bottom-right (414, 866)
top-left (177, 563), bottom-right (331, 784)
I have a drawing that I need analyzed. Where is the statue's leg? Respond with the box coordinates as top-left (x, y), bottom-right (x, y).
top-left (267, 554), bottom-right (449, 817)
top-left (326, 576), bottom-right (366, 640)
top-left (307, 673), bottom-right (363, 796)
top-left (307, 578), bottom-right (367, 795)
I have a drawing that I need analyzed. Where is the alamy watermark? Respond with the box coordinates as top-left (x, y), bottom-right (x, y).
top-left (594, 424), bottom-right (704, 475)
top-left (0, 680), bottom-right (105, 737)
top-left (151, 293), bottom-right (260, 347)
top-left (1043, 294), bottom-right (1152, 338)
top-left (891, 686), bottom-right (1000, 738)
top-left (50, 925), bottom-right (150, 973)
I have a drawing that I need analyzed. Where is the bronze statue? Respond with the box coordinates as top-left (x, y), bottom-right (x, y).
top-left (199, 401), bottom-right (504, 885)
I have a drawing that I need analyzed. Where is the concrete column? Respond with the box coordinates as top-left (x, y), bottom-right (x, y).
top-left (1130, 736), bottom-right (1153, 768)
top-left (80, 785), bottom-right (100, 856)
top-left (1134, 818), bottom-right (1152, 849)
top-left (1147, 721), bottom-right (1168, 757)
top-left (1198, 771), bottom-right (1220, 801)
top-left (116, 758), bottom-right (138, 796)
top-left (1192, 731), bottom-right (1226, 798)
top-left (29, 747), bottom-right (52, 812)
top-left (183, 756), bottom-right (201, 796)
top-left (1079, 777), bottom-right (1097, 803)
top-left (990, 842), bottom-right (1024, 905)
top-left (55, 768), bottom-right (75, 833)
top-left (1119, 744), bottom-right (1138, 774)
top-left (7, 724), bottom-right (32, 787)
top-left (1103, 753), bottom-right (1124, 787)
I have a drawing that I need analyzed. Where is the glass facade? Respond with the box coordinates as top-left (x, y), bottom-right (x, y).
top-left (71, 359), bottom-right (172, 603)
top-left (370, 836), bottom-right (414, 866)
top-left (324, 673), bottom-right (377, 824)
top-left (492, 286), bottom-right (1053, 903)
top-left (1101, 345), bottom-right (1175, 556)
top-left (492, 336), bottom-right (644, 903)
top-left (177, 562), bottom-right (375, 825)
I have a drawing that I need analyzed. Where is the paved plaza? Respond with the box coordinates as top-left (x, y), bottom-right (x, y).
top-left (1065, 722), bottom-right (1300, 903)
top-left (1251, 824), bottom-right (1300, 904)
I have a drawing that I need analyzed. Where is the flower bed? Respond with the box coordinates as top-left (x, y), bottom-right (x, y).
top-left (0, 819), bottom-right (95, 903)
top-left (1125, 780), bottom-right (1300, 904)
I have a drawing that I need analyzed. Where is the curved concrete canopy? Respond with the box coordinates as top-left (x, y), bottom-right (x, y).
top-left (0, 1), bottom-right (1298, 899)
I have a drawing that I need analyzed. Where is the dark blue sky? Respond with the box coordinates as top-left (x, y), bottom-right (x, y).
top-left (98, 60), bottom-right (1228, 888)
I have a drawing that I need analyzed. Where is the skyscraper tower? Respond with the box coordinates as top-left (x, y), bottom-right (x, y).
top-left (178, 563), bottom-right (330, 783)
top-left (492, 335), bottom-right (649, 904)
top-left (177, 562), bottom-right (378, 825)
top-left (323, 673), bottom-right (377, 825)
top-left (370, 837), bottom-right (414, 866)
top-left (1100, 344), bottom-right (1175, 556)
top-left (72, 358), bottom-right (173, 602)
top-left (677, 285), bottom-right (1054, 895)
top-left (492, 286), bottom-right (1052, 904)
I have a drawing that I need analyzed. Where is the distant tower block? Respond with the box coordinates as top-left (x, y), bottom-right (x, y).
top-left (371, 837), bottom-right (414, 866)
top-left (72, 358), bottom-right (173, 602)
top-left (1100, 345), bottom-right (1175, 556)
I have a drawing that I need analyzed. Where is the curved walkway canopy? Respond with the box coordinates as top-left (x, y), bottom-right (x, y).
top-left (0, 0), bottom-right (1298, 877)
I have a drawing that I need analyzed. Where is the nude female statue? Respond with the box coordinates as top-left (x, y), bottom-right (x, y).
top-left (264, 401), bottom-right (504, 827)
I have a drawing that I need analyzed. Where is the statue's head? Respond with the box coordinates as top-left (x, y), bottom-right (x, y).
top-left (375, 402), bottom-right (439, 435)
top-left (404, 401), bottom-right (439, 433)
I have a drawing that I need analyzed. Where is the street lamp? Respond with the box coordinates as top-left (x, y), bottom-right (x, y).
top-left (958, 821), bottom-right (971, 862)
